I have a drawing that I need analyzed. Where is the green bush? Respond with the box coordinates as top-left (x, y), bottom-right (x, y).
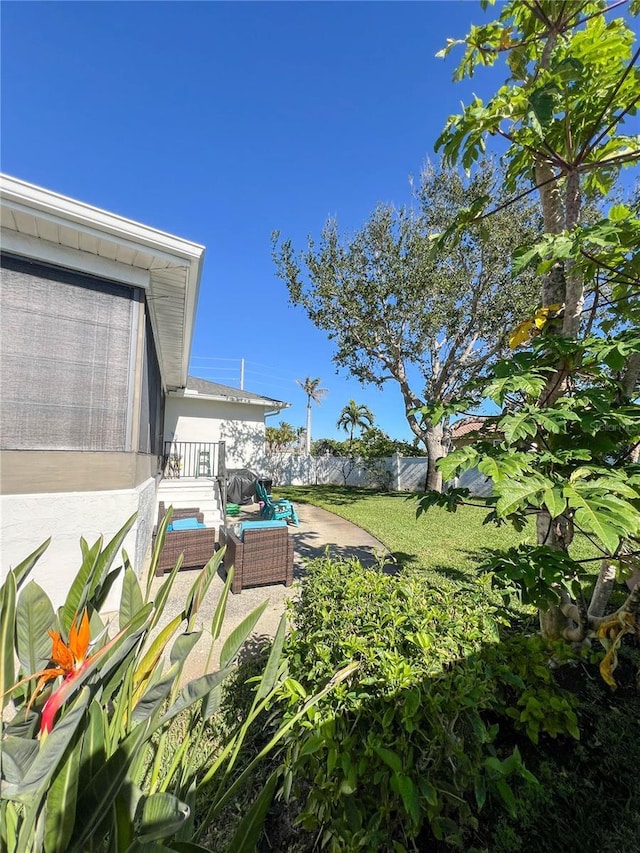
top-left (278, 556), bottom-right (580, 851)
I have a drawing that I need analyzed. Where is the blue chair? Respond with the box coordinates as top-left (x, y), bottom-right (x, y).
top-left (255, 481), bottom-right (299, 526)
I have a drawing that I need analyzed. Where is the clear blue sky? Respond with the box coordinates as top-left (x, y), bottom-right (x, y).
top-left (3, 2), bottom-right (634, 442)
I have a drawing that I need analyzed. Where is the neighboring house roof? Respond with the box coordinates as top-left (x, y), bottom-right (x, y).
top-left (0, 174), bottom-right (205, 389)
top-left (169, 375), bottom-right (290, 414)
top-left (451, 417), bottom-right (499, 443)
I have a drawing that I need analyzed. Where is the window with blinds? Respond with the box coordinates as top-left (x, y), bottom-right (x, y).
top-left (0, 254), bottom-right (139, 451)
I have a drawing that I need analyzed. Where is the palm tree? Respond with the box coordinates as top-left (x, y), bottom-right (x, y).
top-left (297, 377), bottom-right (328, 454)
top-left (336, 400), bottom-right (374, 452)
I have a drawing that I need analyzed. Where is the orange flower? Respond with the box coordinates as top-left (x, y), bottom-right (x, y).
top-left (25, 611), bottom-right (93, 734)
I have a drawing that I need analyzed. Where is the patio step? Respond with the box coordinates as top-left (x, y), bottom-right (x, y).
top-left (157, 479), bottom-right (222, 528)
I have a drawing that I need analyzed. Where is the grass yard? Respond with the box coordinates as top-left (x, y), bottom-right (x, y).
top-left (278, 484), bottom-right (597, 584)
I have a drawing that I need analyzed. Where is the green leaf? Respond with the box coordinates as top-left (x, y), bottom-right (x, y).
top-left (44, 731), bottom-right (82, 853)
top-left (225, 771), bottom-right (278, 853)
top-left (119, 565), bottom-right (144, 631)
top-left (254, 615), bottom-right (286, 702)
top-left (9, 539), bottom-right (51, 590)
top-left (61, 537), bottom-right (103, 634)
top-left (4, 687), bottom-right (90, 802)
top-left (138, 792), bottom-right (190, 842)
top-left (542, 488), bottom-right (566, 520)
top-left (0, 572), bottom-right (17, 711)
top-left (219, 600), bottom-right (269, 669)
top-left (69, 724), bottom-right (148, 853)
top-left (160, 670), bottom-right (232, 729)
top-left (495, 475), bottom-right (550, 517)
top-left (185, 550), bottom-right (225, 629)
top-left (564, 485), bottom-right (625, 552)
top-left (16, 582), bottom-right (56, 676)
top-left (373, 746), bottom-right (403, 774)
top-left (1, 736), bottom-right (39, 785)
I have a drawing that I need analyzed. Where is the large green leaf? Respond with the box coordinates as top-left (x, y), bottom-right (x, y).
top-left (77, 700), bottom-right (105, 794)
top-left (16, 582), bottom-right (56, 676)
top-left (0, 736), bottom-right (39, 785)
top-left (495, 475), bottom-right (550, 517)
top-left (8, 539), bottom-right (51, 591)
top-left (68, 723), bottom-right (148, 853)
top-left (60, 538), bottom-right (103, 634)
top-left (225, 771), bottom-right (277, 853)
top-left (120, 565), bottom-right (144, 631)
top-left (185, 550), bottom-right (225, 630)
top-left (2, 687), bottom-right (90, 802)
top-left (44, 730), bottom-right (82, 853)
top-left (564, 485), bottom-right (621, 553)
top-left (254, 615), bottom-right (286, 702)
top-left (159, 670), bottom-right (232, 730)
top-left (210, 564), bottom-right (233, 643)
top-left (138, 792), bottom-right (190, 842)
top-left (0, 572), bottom-right (17, 712)
top-left (219, 600), bottom-right (269, 670)
top-left (88, 512), bottom-right (137, 603)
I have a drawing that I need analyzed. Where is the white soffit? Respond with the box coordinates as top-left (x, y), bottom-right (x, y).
top-left (0, 174), bottom-right (205, 389)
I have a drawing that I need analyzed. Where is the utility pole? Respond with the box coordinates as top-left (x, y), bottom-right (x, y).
top-left (240, 358), bottom-right (245, 390)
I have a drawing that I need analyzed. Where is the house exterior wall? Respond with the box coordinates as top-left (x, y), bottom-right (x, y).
top-left (0, 478), bottom-right (157, 610)
top-left (164, 396), bottom-right (267, 469)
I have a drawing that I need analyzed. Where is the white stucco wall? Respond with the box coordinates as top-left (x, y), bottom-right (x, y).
top-left (164, 397), bottom-right (267, 469)
top-left (0, 478), bottom-right (157, 611)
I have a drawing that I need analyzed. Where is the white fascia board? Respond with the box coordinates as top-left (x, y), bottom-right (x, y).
top-left (0, 175), bottom-right (205, 262)
top-left (180, 253), bottom-right (204, 386)
top-left (170, 389), bottom-right (289, 409)
top-left (0, 228), bottom-right (150, 288)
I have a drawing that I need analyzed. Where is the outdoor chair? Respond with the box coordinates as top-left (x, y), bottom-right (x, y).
top-left (255, 481), bottom-right (299, 526)
top-left (218, 520), bottom-right (294, 594)
top-left (153, 502), bottom-right (216, 576)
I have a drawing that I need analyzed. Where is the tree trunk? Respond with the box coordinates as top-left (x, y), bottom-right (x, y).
top-left (536, 510), bottom-right (576, 640)
top-left (305, 403), bottom-right (312, 455)
top-left (424, 421), bottom-right (446, 492)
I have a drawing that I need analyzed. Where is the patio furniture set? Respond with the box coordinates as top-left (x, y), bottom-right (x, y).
top-left (153, 487), bottom-right (297, 594)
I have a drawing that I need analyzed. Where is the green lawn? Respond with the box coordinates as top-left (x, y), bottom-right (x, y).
top-left (278, 484), bottom-right (596, 584)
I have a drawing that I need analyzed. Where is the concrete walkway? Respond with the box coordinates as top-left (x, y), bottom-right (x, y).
top-left (148, 502), bottom-right (387, 683)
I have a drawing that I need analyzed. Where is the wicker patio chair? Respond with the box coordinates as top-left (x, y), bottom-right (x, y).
top-left (218, 523), bottom-right (294, 594)
top-left (154, 502), bottom-right (216, 576)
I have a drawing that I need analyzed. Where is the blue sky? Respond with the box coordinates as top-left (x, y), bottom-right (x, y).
top-left (3, 2), bottom-right (634, 443)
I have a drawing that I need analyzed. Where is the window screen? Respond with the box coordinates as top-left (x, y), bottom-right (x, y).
top-left (0, 254), bottom-right (138, 451)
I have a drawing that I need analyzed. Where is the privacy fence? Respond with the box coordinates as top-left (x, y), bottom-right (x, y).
top-left (260, 452), bottom-right (492, 497)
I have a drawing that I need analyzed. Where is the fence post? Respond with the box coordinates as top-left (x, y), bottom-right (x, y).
top-left (391, 452), bottom-right (401, 491)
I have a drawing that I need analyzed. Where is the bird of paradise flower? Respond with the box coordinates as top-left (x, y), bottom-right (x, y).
top-left (11, 610), bottom-right (133, 736)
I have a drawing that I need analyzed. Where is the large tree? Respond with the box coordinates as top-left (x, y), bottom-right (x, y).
top-left (273, 160), bottom-right (540, 490)
top-left (430, 0), bottom-right (640, 652)
top-left (297, 376), bottom-right (328, 455)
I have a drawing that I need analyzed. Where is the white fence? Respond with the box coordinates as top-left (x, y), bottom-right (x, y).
top-left (258, 452), bottom-right (493, 497)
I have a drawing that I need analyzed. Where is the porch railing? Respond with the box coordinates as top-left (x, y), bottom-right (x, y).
top-left (162, 441), bottom-right (226, 481)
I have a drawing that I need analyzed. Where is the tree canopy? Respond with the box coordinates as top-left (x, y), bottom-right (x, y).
top-left (273, 159), bottom-right (541, 490)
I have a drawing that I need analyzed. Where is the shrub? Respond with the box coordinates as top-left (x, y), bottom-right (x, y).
top-left (278, 555), bottom-right (580, 851)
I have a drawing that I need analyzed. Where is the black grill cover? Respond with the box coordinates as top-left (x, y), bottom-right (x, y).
top-left (226, 468), bottom-right (259, 504)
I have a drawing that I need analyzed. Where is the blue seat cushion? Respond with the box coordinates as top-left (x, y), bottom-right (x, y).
top-left (168, 517), bottom-right (206, 531)
top-left (239, 520), bottom-right (287, 537)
